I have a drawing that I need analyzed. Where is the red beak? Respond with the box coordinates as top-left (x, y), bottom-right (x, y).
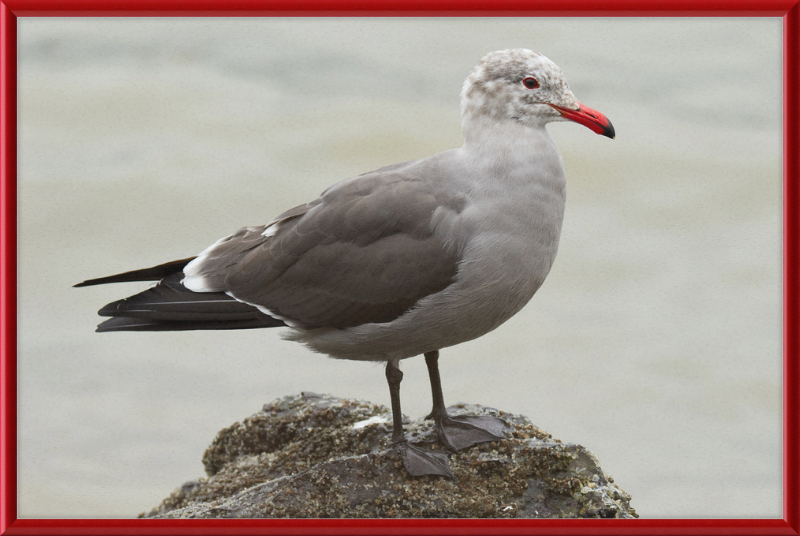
top-left (549, 102), bottom-right (615, 139)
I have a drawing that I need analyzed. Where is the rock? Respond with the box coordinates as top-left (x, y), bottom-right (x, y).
top-left (140, 393), bottom-right (637, 519)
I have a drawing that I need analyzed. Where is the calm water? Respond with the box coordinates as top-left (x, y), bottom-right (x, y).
top-left (17, 18), bottom-right (782, 518)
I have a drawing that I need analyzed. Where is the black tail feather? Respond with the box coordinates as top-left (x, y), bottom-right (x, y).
top-left (96, 315), bottom-right (284, 332)
top-left (83, 270), bottom-right (285, 332)
top-left (98, 273), bottom-right (266, 321)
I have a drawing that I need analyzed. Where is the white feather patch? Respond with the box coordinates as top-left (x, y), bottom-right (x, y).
top-left (261, 222), bottom-right (281, 238)
top-left (181, 276), bottom-right (216, 292)
top-left (181, 233), bottom-right (235, 292)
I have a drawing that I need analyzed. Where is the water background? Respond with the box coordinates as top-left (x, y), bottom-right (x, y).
top-left (17, 17), bottom-right (783, 518)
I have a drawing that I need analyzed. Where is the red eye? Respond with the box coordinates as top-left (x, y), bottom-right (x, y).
top-left (522, 77), bottom-right (539, 89)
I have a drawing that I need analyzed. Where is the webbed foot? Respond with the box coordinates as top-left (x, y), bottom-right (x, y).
top-left (394, 440), bottom-right (453, 479)
top-left (430, 414), bottom-right (507, 452)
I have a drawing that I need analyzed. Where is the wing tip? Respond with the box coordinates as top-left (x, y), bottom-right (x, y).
top-left (73, 257), bottom-right (197, 289)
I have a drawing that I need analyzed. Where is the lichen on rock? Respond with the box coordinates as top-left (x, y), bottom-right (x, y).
top-left (141, 392), bottom-right (637, 519)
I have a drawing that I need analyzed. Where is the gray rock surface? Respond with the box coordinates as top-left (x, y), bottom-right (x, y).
top-left (141, 393), bottom-right (638, 519)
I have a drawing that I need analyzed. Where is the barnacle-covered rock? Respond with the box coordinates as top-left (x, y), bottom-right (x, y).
top-left (140, 393), bottom-right (637, 519)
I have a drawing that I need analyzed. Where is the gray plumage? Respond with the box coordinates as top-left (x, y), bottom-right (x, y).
top-left (79, 48), bottom-right (615, 363)
top-left (76, 48), bottom-right (614, 478)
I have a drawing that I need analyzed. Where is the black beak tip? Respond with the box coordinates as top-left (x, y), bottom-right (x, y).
top-left (603, 121), bottom-right (616, 140)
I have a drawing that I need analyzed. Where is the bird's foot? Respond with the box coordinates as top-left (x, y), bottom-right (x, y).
top-left (393, 440), bottom-right (453, 479)
top-left (430, 414), bottom-right (507, 452)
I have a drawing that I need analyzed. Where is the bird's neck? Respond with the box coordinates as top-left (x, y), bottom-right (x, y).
top-left (462, 114), bottom-right (557, 159)
top-left (457, 113), bottom-right (566, 255)
top-left (461, 114), bottom-right (565, 189)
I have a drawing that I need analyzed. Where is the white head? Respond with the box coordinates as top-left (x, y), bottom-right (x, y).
top-left (461, 49), bottom-right (614, 138)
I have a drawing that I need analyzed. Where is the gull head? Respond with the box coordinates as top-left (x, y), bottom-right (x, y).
top-left (461, 49), bottom-right (614, 139)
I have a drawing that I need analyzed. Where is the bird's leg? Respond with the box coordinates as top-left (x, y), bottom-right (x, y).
top-left (386, 360), bottom-right (407, 445)
top-left (424, 350), bottom-right (506, 451)
top-left (385, 359), bottom-right (452, 478)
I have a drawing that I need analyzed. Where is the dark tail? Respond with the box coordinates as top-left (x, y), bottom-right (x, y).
top-left (76, 260), bottom-right (285, 332)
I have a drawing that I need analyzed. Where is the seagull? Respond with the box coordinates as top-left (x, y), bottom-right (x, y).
top-left (76, 49), bottom-right (614, 478)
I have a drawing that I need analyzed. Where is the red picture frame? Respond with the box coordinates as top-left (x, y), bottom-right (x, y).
top-left (1, 1), bottom-right (798, 534)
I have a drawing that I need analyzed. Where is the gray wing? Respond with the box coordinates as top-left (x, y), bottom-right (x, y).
top-left (183, 173), bottom-right (465, 330)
